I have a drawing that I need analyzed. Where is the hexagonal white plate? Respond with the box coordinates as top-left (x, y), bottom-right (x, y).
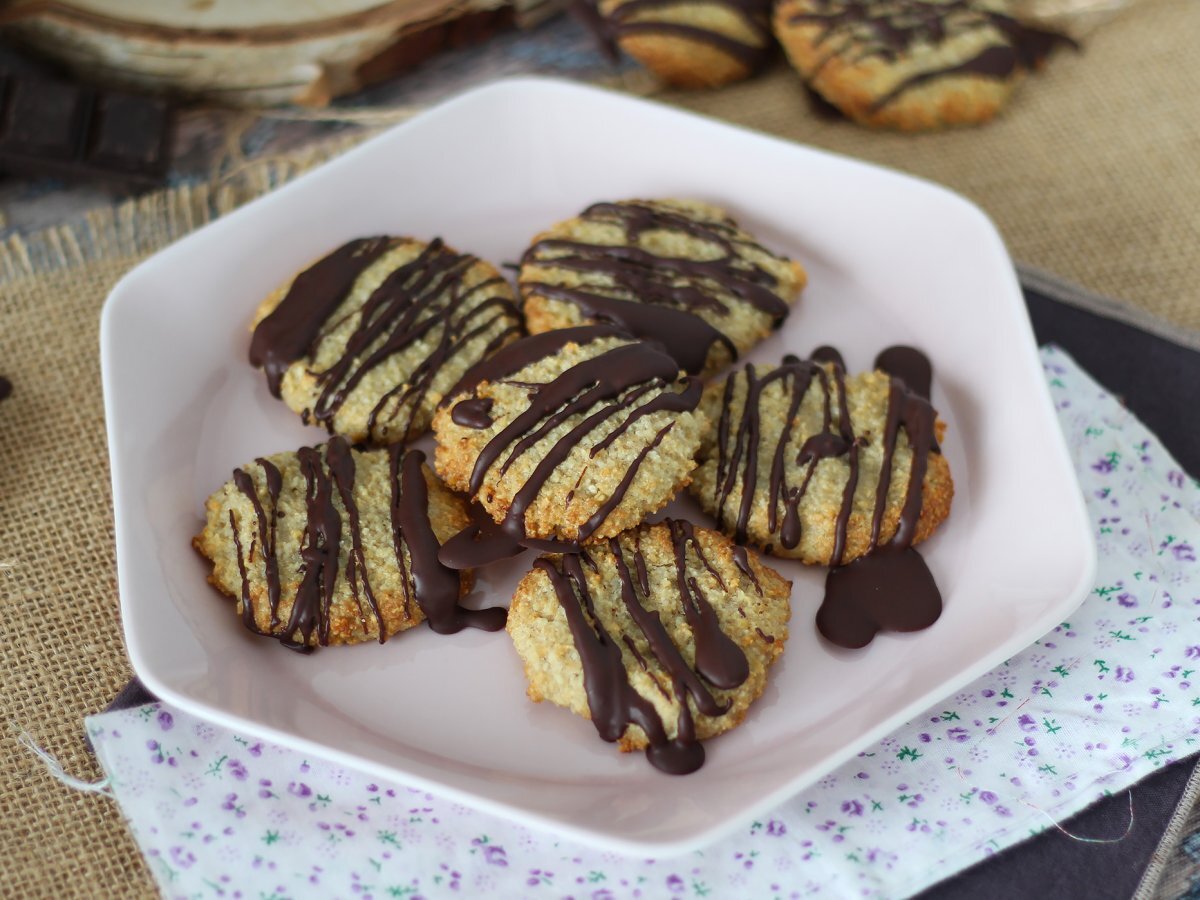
top-left (102, 77), bottom-right (1095, 855)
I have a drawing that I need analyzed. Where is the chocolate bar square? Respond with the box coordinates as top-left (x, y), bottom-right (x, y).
top-left (0, 75), bottom-right (92, 160)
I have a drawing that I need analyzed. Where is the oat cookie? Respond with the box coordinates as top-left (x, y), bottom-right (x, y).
top-left (597, 0), bottom-right (775, 88)
top-left (194, 439), bottom-right (503, 649)
top-left (249, 236), bottom-right (522, 444)
top-left (691, 347), bottom-right (954, 565)
top-left (507, 519), bottom-right (791, 773)
top-left (432, 325), bottom-right (704, 555)
top-left (518, 200), bottom-right (806, 377)
top-left (773, 0), bottom-right (1074, 130)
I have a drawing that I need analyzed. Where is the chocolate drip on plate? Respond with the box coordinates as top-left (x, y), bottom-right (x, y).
top-left (819, 545), bottom-right (941, 648)
top-left (874, 345), bottom-right (932, 400)
top-left (521, 202), bottom-right (791, 374)
top-left (535, 519), bottom-right (750, 774)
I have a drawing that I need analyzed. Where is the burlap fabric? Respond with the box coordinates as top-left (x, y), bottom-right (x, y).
top-left (0, 0), bottom-right (1196, 895)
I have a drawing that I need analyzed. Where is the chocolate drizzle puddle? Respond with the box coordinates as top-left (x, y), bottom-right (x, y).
top-left (520, 202), bottom-right (791, 374)
top-left (451, 397), bottom-right (494, 429)
top-left (249, 236), bottom-right (521, 440)
top-left (789, 0), bottom-right (1076, 112)
top-left (534, 519), bottom-right (750, 774)
top-left (712, 346), bottom-right (944, 648)
top-left (437, 325), bottom-right (702, 569)
top-left (227, 438), bottom-right (502, 650)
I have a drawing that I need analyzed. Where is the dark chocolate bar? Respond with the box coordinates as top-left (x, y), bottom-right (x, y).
top-left (0, 69), bottom-right (173, 186)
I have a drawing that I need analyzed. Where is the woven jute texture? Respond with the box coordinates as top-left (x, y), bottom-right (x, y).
top-left (0, 1), bottom-right (1196, 896)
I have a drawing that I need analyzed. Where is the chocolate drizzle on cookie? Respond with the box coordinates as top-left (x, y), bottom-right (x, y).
top-left (439, 325), bottom-right (702, 568)
top-left (604, 0), bottom-right (774, 72)
top-left (250, 236), bottom-right (521, 441)
top-left (249, 237), bottom-right (391, 397)
top-left (788, 0), bottom-right (1075, 111)
top-left (710, 346), bottom-right (943, 647)
top-left (226, 439), bottom-right (502, 650)
top-left (534, 519), bottom-right (750, 774)
top-left (0, 376), bottom-right (11, 402)
top-left (520, 202), bottom-right (792, 374)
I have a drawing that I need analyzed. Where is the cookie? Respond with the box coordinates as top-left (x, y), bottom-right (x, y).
top-left (507, 519), bottom-right (791, 773)
top-left (690, 346), bottom-right (953, 566)
top-left (432, 325), bottom-right (705, 562)
top-left (249, 236), bottom-right (522, 444)
top-left (194, 439), bottom-right (504, 650)
top-left (597, 0), bottom-right (775, 88)
top-left (518, 199), bottom-right (806, 377)
top-left (773, 0), bottom-right (1075, 130)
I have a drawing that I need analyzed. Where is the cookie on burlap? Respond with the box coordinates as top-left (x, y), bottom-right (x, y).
top-left (249, 236), bottom-right (522, 444)
top-left (772, 0), bottom-right (1074, 130)
top-left (598, 0), bottom-right (775, 88)
top-left (518, 199), bottom-right (806, 377)
top-left (194, 439), bottom-right (503, 649)
top-left (432, 325), bottom-right (705, 547)
top-left (507, 519), bottom-right (791, 773)
top-left (691, 351), bottom-right (954, 564)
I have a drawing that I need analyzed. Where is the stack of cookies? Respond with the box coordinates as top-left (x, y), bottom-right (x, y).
top-left (194, 197), bottom-right (954, 773)
top-left (584, 0), bottom-right (1074, 130)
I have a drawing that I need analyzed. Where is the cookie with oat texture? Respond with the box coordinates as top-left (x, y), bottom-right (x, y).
top-left (507, 519), bottom-right (791, 773)
top-left (249, 236), bottom-right (522, 444)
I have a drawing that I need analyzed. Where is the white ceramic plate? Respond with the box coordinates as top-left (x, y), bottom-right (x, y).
top-left (102, 77), bottom-right (1096, 856)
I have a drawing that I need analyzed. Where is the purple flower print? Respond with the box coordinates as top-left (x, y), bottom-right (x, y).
top-left (157, 710), bottom-right (174, 731)
top-left (527, 869), bottom-right (554, 887)
top-left (221, 794), bottom-right (245, 818)
top-left (168, 846), bottom-right (195, 869)
top-left (288, 781), bottom-right (312, 798)
top-left (1092, 456), bottom-right (1117, 474)
top-left (1114, 666), bottom-right (1136, 683)
top-left (1172, 543), bottom-right (1196, 562)
top-left (227, 759), bottom-right (248, 781)
top-left (665, 873), bottom-right (685, 893)
top-left (471, 837), bottom-right (509, 867)
top-left (842, 800), bottom-right (864, 817)
top-left (766, 819), bottom-right (787, 836)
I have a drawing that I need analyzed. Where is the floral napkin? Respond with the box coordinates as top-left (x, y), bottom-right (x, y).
top-left (86, 346), bottom-right (1200, 899)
